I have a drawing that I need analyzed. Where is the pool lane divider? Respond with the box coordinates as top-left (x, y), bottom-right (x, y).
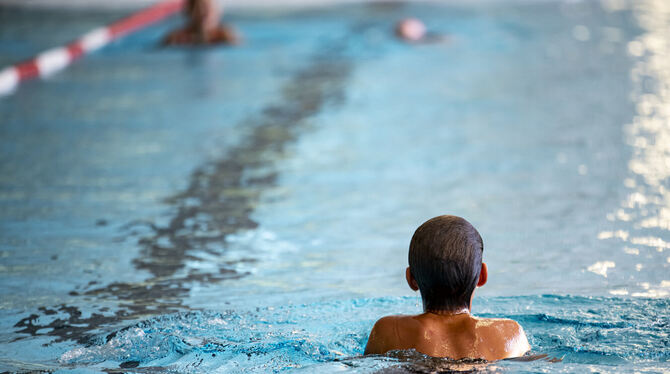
top-left (0, 0), bottom-right (184, 97)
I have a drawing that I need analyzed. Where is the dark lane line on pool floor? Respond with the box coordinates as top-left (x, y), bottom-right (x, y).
top-left (12, 27), bottom-right (358, 346)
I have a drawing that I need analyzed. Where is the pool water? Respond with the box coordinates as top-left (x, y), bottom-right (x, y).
top-left (0, 1), bottom-right (669, 373)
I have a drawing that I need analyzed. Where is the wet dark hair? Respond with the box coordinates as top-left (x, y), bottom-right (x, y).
top-left (408, 215), bottom-right (484, 312)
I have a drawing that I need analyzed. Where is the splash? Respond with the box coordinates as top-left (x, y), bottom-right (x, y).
top-left (58, 296), bottom-right (669, 373)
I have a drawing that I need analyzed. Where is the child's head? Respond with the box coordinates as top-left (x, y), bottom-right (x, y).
top-left (407, 215), bottom-right (485, 312)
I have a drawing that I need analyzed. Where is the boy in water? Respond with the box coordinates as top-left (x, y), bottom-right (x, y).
top-left (365, 215), bottom-right (530, 360)
top-left (164, 0), bottom-right (239, 45)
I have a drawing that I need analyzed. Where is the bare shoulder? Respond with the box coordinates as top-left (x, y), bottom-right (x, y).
top-left (475, 317), bottom-right (530, 359)
top-left (163, 28), bottom-right (191, 45)
top-left (211, 25), bottom-right (240, 45)
top-left (493, 318), bottom-right (525, 333)
top-left (369, 315), bottom-right (397, 336)
top-left (364, 315), bottom-right (416, 355)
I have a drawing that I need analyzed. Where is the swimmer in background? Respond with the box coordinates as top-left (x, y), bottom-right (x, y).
top-left (164, 0), bottom-right (240, 45)
top-left (395, 18), bottom-right (449, 44)
top-left (365, 215), bottom-right (530, 360)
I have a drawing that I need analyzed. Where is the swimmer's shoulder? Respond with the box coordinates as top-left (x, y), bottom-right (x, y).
top-left (210, 25), bottom-right (240, 45)
top-left (364, 314), bottom-right (421, 355)
top-left (474, 317), bottom-right (530, 359)
top-left (163, 28), bottom-right (194, 45)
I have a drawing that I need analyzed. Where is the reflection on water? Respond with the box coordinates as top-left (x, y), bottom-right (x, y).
top-left (597, 0), bottom-right (670, 298)
top-left (626, 0), bottom-right (670, 232)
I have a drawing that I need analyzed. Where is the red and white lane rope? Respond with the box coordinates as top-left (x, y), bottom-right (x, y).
top-left (0, 0), bottom-right (184, 97)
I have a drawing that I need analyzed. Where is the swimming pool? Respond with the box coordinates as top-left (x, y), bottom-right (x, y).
top-left (0, 1), bottom-right (668, 372)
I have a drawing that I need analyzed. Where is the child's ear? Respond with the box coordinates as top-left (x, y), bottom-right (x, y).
top-left (406, 267), bottom-right (419, 291)
top-left (477, 262), bottom-right (488, 287)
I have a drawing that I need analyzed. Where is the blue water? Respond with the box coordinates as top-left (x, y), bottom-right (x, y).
top-left (52, 296), bottom-right (668, 373)
top-left (0, 1), bottom-right (669, 373)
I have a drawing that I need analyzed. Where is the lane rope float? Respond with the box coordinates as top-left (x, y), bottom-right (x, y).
top-left (0, 0), bottom-right (184, 97)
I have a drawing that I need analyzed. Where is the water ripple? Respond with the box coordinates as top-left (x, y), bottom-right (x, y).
top-left (58, 295), bottom-right (669, 373)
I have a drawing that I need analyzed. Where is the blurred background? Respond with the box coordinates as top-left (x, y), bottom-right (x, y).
top-left (0, 0), bottom-right (668, 372)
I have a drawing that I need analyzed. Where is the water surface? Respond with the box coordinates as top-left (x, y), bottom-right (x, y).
top-left (0, 1), bottom-right (668, 372)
